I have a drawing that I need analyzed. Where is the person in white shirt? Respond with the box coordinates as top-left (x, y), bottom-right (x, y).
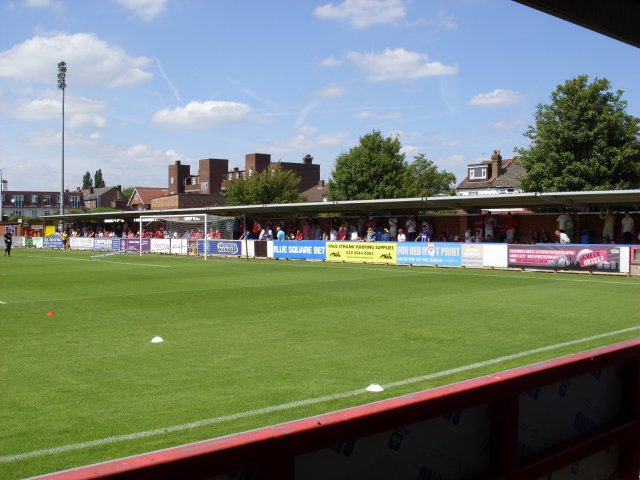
top-left (397, 228), bottom-right (406, 242)
top-left (555, 229), bottom-right (570, 244)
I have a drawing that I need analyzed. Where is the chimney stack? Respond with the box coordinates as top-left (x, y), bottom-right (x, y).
top-left (491, 150), bottom-right (502, 179)
top-left (303, 154), bottom-right (313, 165)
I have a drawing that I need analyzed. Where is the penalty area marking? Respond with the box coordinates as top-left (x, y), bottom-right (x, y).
top-left (1, 324), bottom-right (639, 465)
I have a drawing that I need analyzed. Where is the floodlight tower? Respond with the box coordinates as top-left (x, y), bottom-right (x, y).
top-left (57, 61), bottom-right (67, 216)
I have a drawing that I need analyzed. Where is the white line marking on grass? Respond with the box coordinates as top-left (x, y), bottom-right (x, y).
top-left (23, 255), bottom-right (171, 268)
top-left (2, 325), bottom-right (639, 465)
top-left (0, 300), bottom-right (6, 304)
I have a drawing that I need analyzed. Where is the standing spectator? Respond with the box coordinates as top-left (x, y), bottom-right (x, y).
top-left (555, 229), bottom-right (571, 244)
top-left (405, 216), bottom-right (417, 241)
top-left (397, 228), bottom-right (406, 242)
top-left (484, 213), bottom-right (495, 240)
top-left (474, 213), bottom-right (485, 234)
top-left (599, 209), bottom-right (616, 243)
top-left (415, 225), bottom-right (431, 242)
top-left (382, 228), bottom-right (391, 241)
top-left (4, 229), bottom-right (12, 256)
top-left (329, 225), bottom-right (338, 241)
top-left (276, 226), bottom-right (286, 241)
top-left (295, 229), bottom-right (303, 241)
top-left (621, 211), bottom-right (634, 243)
top-left (337, 225), bottom-right (347, 241)
top-left (556, 210), bottom-right (572, 232)
top-left (388, 216), bottom-right (398, 240)
top-left (506, 212), bottom-right (519, 243)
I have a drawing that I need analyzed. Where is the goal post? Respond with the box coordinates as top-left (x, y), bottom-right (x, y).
top-left (137, 214), bottom-right (236, 259)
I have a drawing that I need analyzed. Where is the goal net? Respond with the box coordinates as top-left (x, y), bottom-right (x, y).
top-left (138, 214), bottom-right (235, 258)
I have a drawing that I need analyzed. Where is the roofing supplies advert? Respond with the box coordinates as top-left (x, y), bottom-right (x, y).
top-left (326, 242), bottom-right (397, 264)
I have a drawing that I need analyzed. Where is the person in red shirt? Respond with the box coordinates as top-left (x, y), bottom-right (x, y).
top-left (505, 212), bottom-right (518, 243)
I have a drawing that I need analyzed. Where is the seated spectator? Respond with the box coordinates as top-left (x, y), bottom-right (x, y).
top-left (397, 228), bottom-right (406, 242)
top-left (365, 226), bottom-right (376, 242)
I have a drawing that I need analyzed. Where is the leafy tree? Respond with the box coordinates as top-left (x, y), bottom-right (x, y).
top-left (224, 164), bottom-right (303, 206)
top-left (516, 75), bottom-right (640, 191)
top-left (94, 169), bottom-right (105, 188)
top-left (328, 130), bottom-right (406, 200)
top-left (404, 154), bottom-right (457, 197)
top-left (82, 171), bottom-right (92, 190)
top-left (121, 186), bottom-right (135, 201)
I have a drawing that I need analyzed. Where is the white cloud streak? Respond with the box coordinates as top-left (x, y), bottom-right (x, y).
top-left (468, 89), bottom-right (526, 107)
top-left (314, 0), bottom-right (406, 29)
top-left (347, 48), bottom-right (457, 82)
top-left (115, 0), bottom-right (167, 22)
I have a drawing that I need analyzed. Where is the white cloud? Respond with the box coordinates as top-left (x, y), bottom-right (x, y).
top-left (12, 94), bottom-right (108, 128)
top-left (489, 119), bottom-right (526, 130)
top-left (0, 33), bottom-right (153, 87)
top-left (400, 145), bottom-right (419, 156)
top-left (468, 89), bottom-right (526, 107)
top-left (23, 0), bottom-right (62, 10)
top-left (152, 100), bottom-right (252, 128)
top-left (264, 127), bottom-right (349, 153)
top-left (353, 110), bottom-right (400, 121)
top-left (347, 48), bottom-right (457, 82)
top-left (315, 83), bottom-right (345, 98)
top-left (115, 0), bottom-right (166, 22)
top-left (314, 0), bottom-right (406, 29)
top-left (319, 56), bottom-right (342, 68)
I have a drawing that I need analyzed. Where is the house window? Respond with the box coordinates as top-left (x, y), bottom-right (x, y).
top-left (44, 210), bottom-right (51, 216)
top-left (31, 210), bottom-right (38, 217)
top-left (44, 195), bottom-right (51, 206)
top-left (70, 196), bottom-right (81, 208)
top-left (32, 194), bottom-right (39, 203)
top-left (13, 194), bottom-right (24, 207)
top-left (170, 176), bottom-right (174, 185)
top-left (200, 182), bottom-right (208, 191)
top-left (468, 167), bottom-right (487, 180)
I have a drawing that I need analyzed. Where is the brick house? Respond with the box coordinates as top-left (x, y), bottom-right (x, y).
top-left (127, 187), bottom-right (168, 210)
top-left (82, 185), bottom-right (127, 210)
top-left (168, 153), bottom-right (321, 199)
top-left (1, 181), bottom-right (85, 220)
top-left (456, 150), bottom-right (526, 196)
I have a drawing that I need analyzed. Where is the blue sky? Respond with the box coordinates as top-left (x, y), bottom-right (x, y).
top-left (0, 0), bottom-right (638, 192)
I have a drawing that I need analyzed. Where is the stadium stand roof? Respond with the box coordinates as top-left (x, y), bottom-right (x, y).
top-left (44, 189), bottom-right (640, 223)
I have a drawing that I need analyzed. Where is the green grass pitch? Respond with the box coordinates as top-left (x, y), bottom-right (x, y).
top-left (0, 249), bottom-right (639, 478)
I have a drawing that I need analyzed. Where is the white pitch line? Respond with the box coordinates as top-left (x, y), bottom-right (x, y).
top-left (22, 255), bottom-right (171, 268)
top-left (1, 324), bottom-right (639, 465)
top-left (0, 300), bottom-right (6, 304)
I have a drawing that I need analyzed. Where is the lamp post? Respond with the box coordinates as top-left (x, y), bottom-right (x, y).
top-left (57, 61), bottom-right (66, 216)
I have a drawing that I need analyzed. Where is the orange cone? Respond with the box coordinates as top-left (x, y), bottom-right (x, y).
top-left (47, 311), bottom-right (56, 317)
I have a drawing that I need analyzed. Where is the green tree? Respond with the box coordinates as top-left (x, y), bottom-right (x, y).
top-left (94, 169), bottom-right (105, 188)
top-left (224, 164), bottom-right (303, 206)
top-left (82, 171), bottom-right (92, 190)
top-left (328, 130), bottom-right (406, 200)
top-left (121, 186), bottom-right (135, 201)
top-left (516, 75), bottom-right (640, 192)
top-left (404, 154), bottom-right (457, 197)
